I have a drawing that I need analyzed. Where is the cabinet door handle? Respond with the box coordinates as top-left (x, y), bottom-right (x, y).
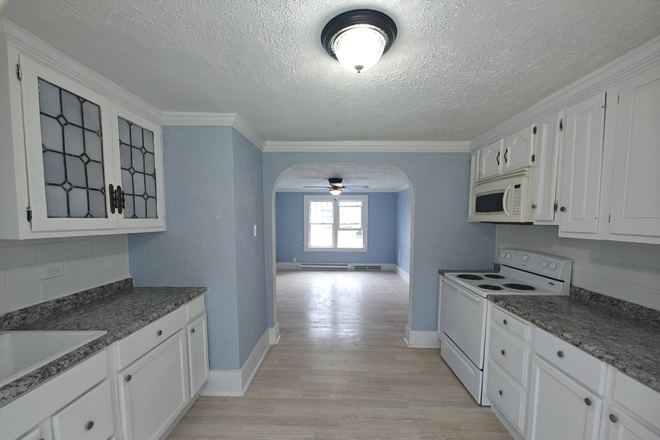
top-left (609, 414), bottom-right (618, 423)
top-left (501, 349), bottom-right (506, 356)
top-left (125, 374), bottom-right (132, 382)
top-left (504, 148), bottom-right (509, 163)
top-left (531, 204), bottom-right (537, 209)
top-left (557, 351), bottom-right (564, 358)
top-left (502, 319), bottom-right (508, 325)
top-left (560, 206), bottom-right (567, 213)
top-left (85, 421), bottom-right (94, 431)
top-left (498, 390), bottom-right (503, 396)
top-left (116, 185), bottom-right (124, 215)
top-left (584, 398), bottom-right (592, 406)
top-left (157, 329), bottom-right (163, 336)
top-left (191, 328), bottom-right (196, 334)
top-left (109, 184), bottom-right (116, 214)
top-left (496, 151), bottom-right (500, 165)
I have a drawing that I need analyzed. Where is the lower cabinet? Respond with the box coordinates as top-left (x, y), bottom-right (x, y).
top-left (118, 330), bottom-right (190, 440)
top-left (527, 356), bottom-right (601, 440)
top-left (187, 313), bottom-right (210, 397)
top-left (51, 380), bottom-right (115, 440)
top-left (606, 408), bottom-right (660, 440)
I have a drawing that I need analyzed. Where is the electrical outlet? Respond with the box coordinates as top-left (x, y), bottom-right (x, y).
top-left (293, 257), bottom-right (297, 263)
top-left (41, 264), bottom-right (64, 280)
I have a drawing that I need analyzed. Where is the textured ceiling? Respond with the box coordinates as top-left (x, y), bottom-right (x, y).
top-left (1, 0), bottom-right (659, 142)
top-left (277, 164), bottom-right (409, 192)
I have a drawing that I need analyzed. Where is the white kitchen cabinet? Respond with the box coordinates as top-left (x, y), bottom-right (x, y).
top-left (503, 125), bottom-right (535, 174)
top-left (608, 64), bottom-right (660, 239)
top-left (606, 407), bottom-right (660, 440)
top-left (527, 356), bottom-right (602, 440)
top-left (51, 380), bottom-right (114, 440)
top-left (118, 330), bottom-right (190, 440)
top-left (558, 92), bottom-right (607, 235)
top-left (478, 140), bottom-right (503, 181)
top-left (0, 20), bottom-right (165, 239)
top-left (533, 112), bottom-right (562, 224)
top-left (18, 420), bottom-right (53, 440)
top-left (187, 313), bottom-right (210, 397)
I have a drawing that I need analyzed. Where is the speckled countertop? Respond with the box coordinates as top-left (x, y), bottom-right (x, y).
top-left (490, 290), bottom-right (660, 393)
top-left (0, 279), bottom-right (206, 408)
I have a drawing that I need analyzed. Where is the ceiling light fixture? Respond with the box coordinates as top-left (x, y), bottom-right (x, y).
top-left (329, 186), bottom-right (342, 196)
top-left (321, 9), bottom-right (397, 74)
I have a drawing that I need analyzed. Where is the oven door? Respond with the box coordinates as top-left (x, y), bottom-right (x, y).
top-left (440, 278), bottom-right (487, 369)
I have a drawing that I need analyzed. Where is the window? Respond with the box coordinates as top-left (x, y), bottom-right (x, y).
top-left (304, 195), bottom-right (368, 251)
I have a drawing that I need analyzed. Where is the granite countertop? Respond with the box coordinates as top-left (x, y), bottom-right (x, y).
top-left (490, 291), bottom-right (660, 393)
top-left (0, 279), bottom-right (207, 408)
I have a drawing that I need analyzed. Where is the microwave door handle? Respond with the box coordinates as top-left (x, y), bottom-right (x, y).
top-left (502, 186), bottom-right (511, 217)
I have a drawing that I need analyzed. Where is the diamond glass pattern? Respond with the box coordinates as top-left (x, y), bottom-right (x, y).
top-left (118, 117), bottom-right (157, 219)
top-left (38, 78), bottom-right (106, 218)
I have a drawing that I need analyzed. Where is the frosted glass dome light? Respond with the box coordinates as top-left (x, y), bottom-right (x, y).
top-left (333, 25), bottom-right (387, 73)
top-left (321, 9), bottom-right (397, 74)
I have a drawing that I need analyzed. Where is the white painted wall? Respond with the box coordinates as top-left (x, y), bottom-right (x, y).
top-left (0, 235), bottom-right (130, 314)
top-left (497, 225), bottom-right (660, 310)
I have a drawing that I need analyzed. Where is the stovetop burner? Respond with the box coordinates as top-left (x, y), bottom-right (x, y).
top-left (503, 283), bottom-right (536, 291)
top-left (457, 274), bottom-right (484, 280)
top-left (478, 284), bottom-right (503, 291)
top-left (484, 274), bottom-right (505, 279)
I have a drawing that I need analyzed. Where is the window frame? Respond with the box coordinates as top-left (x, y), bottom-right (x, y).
top-left (303, 194), bottom-right (368, 252)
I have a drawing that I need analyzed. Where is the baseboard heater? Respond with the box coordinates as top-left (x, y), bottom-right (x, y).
top-left (297, 263), bottom-right (382, 270)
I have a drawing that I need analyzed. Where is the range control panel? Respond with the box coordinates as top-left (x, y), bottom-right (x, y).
top-left (499, 249), bottom-right (572, 283)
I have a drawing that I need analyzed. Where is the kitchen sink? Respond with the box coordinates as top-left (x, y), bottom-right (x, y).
top-left (0, 330), bottom-right (106, 388)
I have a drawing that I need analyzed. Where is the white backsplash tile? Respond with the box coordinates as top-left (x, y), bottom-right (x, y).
top-left (40, 239), bottom-right (91, 263)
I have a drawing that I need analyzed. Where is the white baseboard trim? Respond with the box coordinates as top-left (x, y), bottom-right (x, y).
top-left (200, 328), bottom-right (270, 397)
top-left (276, 262), bottom-right (298, 270)
top-left (276, 262), bottom-right (397, 271)
top-left (403, 325), bottom-right (441, 348)
top-left (269, 323), bottom-right (281, 345)
top-left (395, 265), bottom-right (410, 283)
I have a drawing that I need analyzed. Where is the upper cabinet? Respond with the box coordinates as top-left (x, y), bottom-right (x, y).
top-left (477, 140), bottom-right (504, 181)
top-left (0, 21), bottom-right (165, 239)
top-left (503, 125), bottom-right (535, 174)
top-left (532, 112), bottom-right (562, 224)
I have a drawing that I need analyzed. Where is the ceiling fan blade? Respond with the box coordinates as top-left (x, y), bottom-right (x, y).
top-left (303, 186), bottom-right (331, 189)
top-left (344, 185), bottom-right (370, 189)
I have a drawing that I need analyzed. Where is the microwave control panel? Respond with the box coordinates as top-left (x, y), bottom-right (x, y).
top-left (512, 184), bottom-right (522, 216)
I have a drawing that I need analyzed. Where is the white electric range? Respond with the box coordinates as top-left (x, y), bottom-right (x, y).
top-left (439, 249), bottom-right (572, 405)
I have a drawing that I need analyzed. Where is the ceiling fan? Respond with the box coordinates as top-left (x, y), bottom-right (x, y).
top-left (303, 178), bottom-right (369, 195)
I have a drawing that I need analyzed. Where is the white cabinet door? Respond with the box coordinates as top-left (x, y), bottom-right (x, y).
top-left (607, 407), bottom-right (660, 440)
top-left (118, 330), bottom-right (190, 440)
top-left (527, 356), bottom-right (601, 440)
top-left (534, 112), bottom-right (562, 223)
top-left (19, 54), bottom-right (117, 233)
top-left (503, 125), bottom-right (535, 174)
top-left (478, 140), bottom-right (503, 181)
top-left (609, 64), bottom-right (660, 238)
top-left (558, 93), bottom-right (606, 234)
top-left (187, 313), bottom-right (210, 397)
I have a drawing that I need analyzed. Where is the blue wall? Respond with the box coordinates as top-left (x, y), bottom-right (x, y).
top-left (276, 192), bottom-right (397, 264)
top-left (263, 154), bottom-right (496, 332)
top-left (129, 126), bottom-right (266, 370)
top-left (395, 188), bottom-right (412, 273)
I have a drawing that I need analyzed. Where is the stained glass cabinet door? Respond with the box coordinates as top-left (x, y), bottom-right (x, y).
top-left (20, 55), bottom-right (118, 232)
top-left (110, 105), bottom-right (165, 229)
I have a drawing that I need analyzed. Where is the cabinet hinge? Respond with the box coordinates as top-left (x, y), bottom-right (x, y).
top-left (531, 154), bottom-right (535, 163)
top-left (15, 63), bottom-right (22, 81)
top-left (603, 92), bottom-right (607, 109)
top-left (98, 128), bottom-right (103, 140)
top-left (26, 207), bottom-right (32, 223)
top-left (608, 214), bottom-right (611, 223)
top-left (617, 95), bottom-right (620, 105)
top-left (533, 126), bottom-right (537, 135)
top-left (554, 201), bottom-right (558, 213)
top-left (559, 119), bottom-right (563, 131)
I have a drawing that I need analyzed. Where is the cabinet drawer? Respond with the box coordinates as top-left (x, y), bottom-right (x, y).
top-left (52, 380), bottom-right (114, 440)
top-left (535, 329), bottom-right (607, 394)
top-left (185, 296), bottom-right (205, 321)
top-left (489, 324), bottom-right (529, 385)
top-left (117, 307), bottom-right (185, 369)
top-left (492, 306), bottom-right (530, 342)
top-left (613, 371), bottom-right (660, 431)
top-left (487, 362), bottom-right (526, 433)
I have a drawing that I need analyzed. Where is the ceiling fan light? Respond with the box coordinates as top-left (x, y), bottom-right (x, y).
top-left (333, 25), bottom-right (386, 73)
top-left (329, 187), bottom-right (342, 195)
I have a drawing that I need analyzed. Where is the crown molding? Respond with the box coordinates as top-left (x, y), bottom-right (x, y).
top-left (470, 33), bottom-right (660, 151)
top-left (161, 112), bottom-right (266, 150)
top-left (262, 141), bottom-right (470, 153)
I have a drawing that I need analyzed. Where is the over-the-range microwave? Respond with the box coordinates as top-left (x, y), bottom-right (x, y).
top-left (469, 167), bottom-right (536, 223)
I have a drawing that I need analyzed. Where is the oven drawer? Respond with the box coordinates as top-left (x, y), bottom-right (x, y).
top-left (492, 306), bottom-right (530, 342)
top-left (489, 324), bottom-right (529, 386)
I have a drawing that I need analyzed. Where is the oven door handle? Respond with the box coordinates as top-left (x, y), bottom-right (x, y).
top-left (502, 185), bottom-right (511, 218)
top-left (454, 285), bottom-right (483, 303)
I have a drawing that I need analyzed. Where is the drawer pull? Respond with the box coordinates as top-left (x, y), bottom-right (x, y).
top-left (500, 349), bottom-right (506, 356)
top-left (85, 421), bottom-right (94, 431)
top-left (125, 375), bottom-right (132, 382)
top-left (502, 319), bottom-right (508, 325)
top-left (584, 398), bottom-right (592, 406)
top-left (498, 390), bottom-right (503, 396)
top-left (191, 328), bottom-right (196, 334)
top-left (609, 414), bottom-right (618, 423)
top-left (157, 329), bottom-right (163, 336)
top-left (557, 350), bottom-right (564, 358)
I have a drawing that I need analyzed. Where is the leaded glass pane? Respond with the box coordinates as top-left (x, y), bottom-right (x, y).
top-left (38, 78), bottom-right (107, 218)
top-left (118, 117), bottom-right (157, 219)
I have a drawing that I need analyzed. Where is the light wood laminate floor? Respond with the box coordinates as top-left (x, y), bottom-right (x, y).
top-left (168, 270), bottom-right (511, 439)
